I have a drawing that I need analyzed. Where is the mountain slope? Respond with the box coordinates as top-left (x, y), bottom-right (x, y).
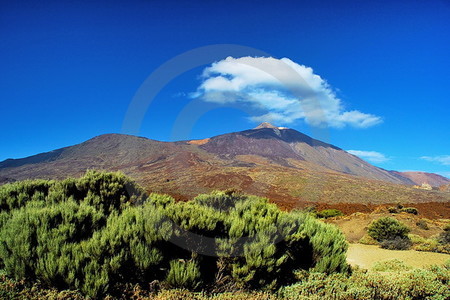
top-left (392, 171), bottom-right (450, 187)
top-left (0, 124), bottom-right (447, 207)
top-left (199, 124), bottom-right (413, 185)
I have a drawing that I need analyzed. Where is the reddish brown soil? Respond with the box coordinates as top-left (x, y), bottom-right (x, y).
top-left (313, 202), bottom-right (450, 219)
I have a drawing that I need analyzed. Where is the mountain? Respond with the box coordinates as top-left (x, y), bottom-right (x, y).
top-left (391, 171), bottom-right (450, 187)
top-left (198, 124), bottom-right (413, 185)
top-left (0, 124), bottom-right (448, 209)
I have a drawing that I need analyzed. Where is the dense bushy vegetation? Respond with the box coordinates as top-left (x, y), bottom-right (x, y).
top-left (2, 263), bottom-right (449, 300)
top-left (0, 171), bottom-right (349, 298)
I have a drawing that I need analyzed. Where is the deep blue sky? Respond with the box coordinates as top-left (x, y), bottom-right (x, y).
top-left (1, 0), bottom-right (449, 177)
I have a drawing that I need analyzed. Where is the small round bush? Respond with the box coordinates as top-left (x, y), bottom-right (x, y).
top-left (416, 220), bottom-right (429, 230)
top-left (367, 217), bottom-right (410, 242)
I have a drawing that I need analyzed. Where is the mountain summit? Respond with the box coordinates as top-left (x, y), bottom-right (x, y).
top-left (254, 122), bottom-right (282, 129)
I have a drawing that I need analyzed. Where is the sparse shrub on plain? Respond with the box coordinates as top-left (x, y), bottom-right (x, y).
top-left (414, 239), bottom-right (441, 253)
top-left (401, 207), bottom-right (418, 215)
top-left (409, 233), bottom-right (450, 254)
top-left (409, 234), bottom-right (427, 245)
top-left (387, 206), bottom-right (418, 215)
top-left (315, 209), bottom-right (343, 219)
top-left (416, 219), bottom-right (429, 230)
top-left (367, 217), bottom-right (410, 242)
top-left (367, 217), bottom-right (411, 250)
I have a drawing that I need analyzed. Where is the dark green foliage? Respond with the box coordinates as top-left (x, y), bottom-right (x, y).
top-left (367, 217), bottom-right (410, 242)
top-left (380, 237), bottom-right (412, 250)
top-left (388, 207), bottom-right (398, 213)
top-left (388, 206), bottom-right (418, 215)
top-left (162, 192), bottom-right (349, 289)
top-left (0, 172), bottom-right (349, 297)
top-left (438, 224), bottom-right (450, 244)
top-left (316, 209), bottom-right (343, 219)
top-left (0, 179), bottom-right (53, 212)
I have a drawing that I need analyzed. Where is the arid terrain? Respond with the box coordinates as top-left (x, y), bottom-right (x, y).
top-left (347, 244), bottom-right (449, 270)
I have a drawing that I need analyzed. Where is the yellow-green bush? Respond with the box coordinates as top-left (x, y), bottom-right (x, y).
top-left (372, 259), bottom-right (412, 272)
top-left (359, 234), bottom-right (378, 245)
top-left (315, 209), bottom-right (343, 219)
top-left (280, 265), bottom-right (450, 300)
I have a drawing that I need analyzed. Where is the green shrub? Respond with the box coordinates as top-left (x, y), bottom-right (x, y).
top-left (280, 266), bottom-right (450, 300)
top-left (166, 260), bottom-right (201, 290)
top-left (0, 172), bottom-right (350, 297)
top-left (401, 207), bottom-right (418, 215)
top-left (359, 234), bottom-right (378, 245)
top-left (315, 209), bottom-right (343, 219)
top-left (438, 224), bottom-right (450, 244)
top-left (380, 237), bottom-right (412, 250)
top-left (414, 239), bottom-right (440, 253)
top-left (388, 207), bottom-right (398, 213)
top-left (367, 217), bottom-right (410, 242)
top-left (416, 220), bottom-right (429, 230)
top-left (409, 234), bottom-right (426, 244)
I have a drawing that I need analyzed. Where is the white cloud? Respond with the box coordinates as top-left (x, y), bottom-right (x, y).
top-left (420, 155), bottom-right (450, 166)
top-left (192, 56), bottom-right (382, 128)
top-left (347, 150), bottom-right (390, 163)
